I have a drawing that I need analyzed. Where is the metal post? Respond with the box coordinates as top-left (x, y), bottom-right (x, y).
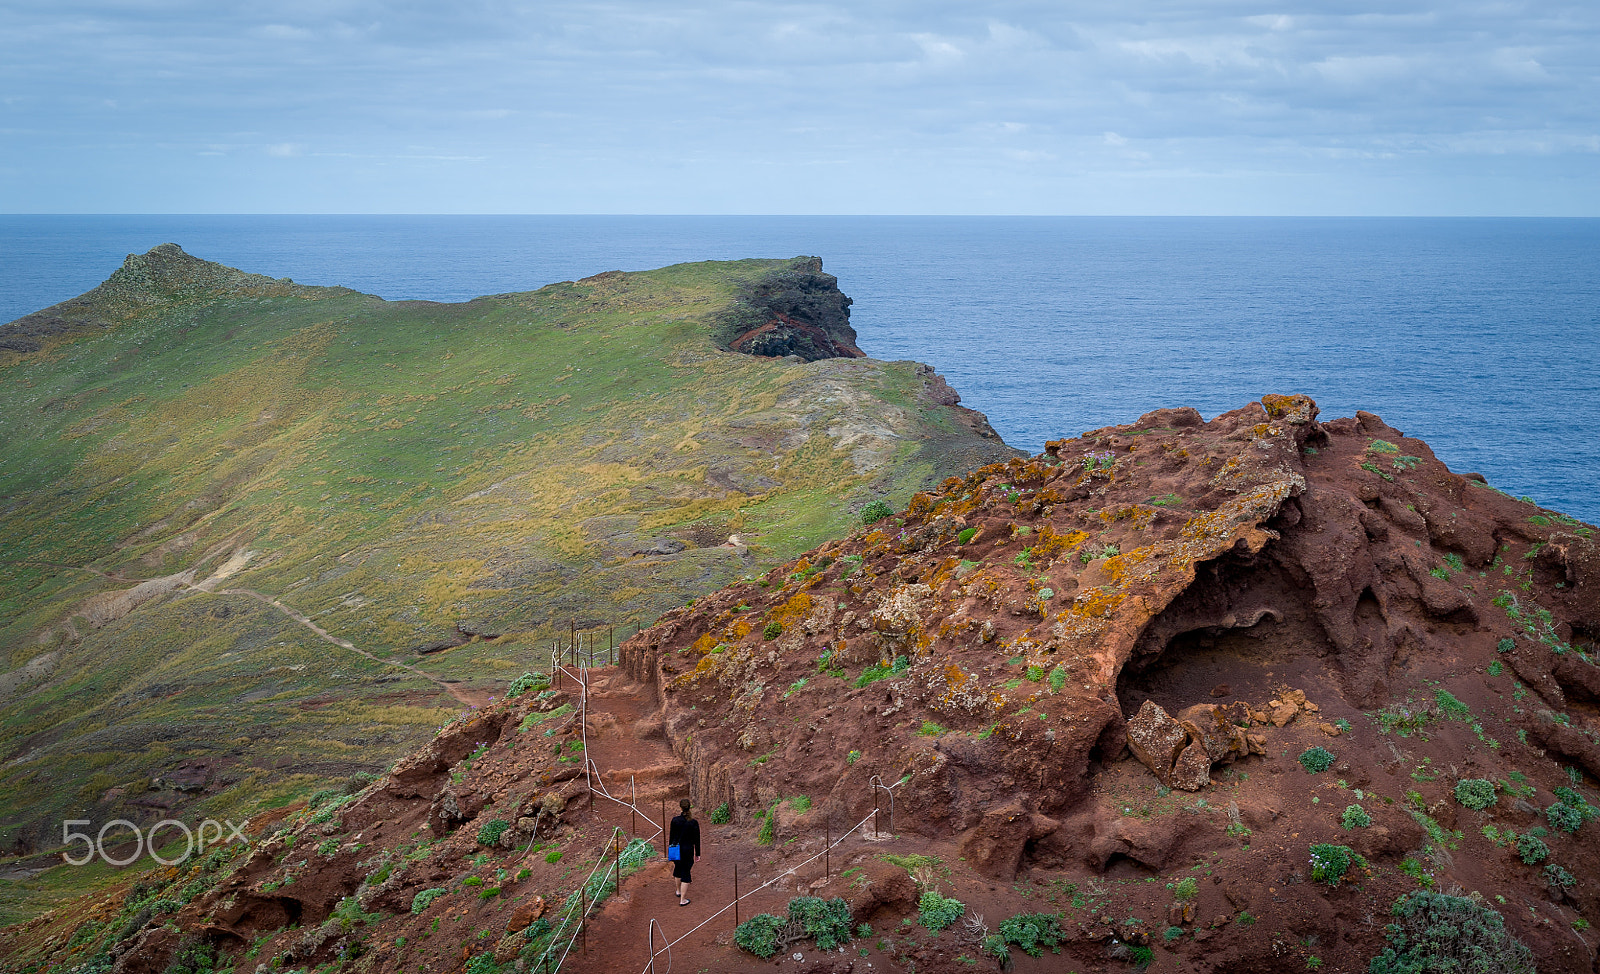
top-left (660, 798), bottom-right (666, 850)
top-left (616, 828), bottom-right (623, 891)
top-left (582, 918), bottom-right (587, 955)
top-left (631, 776), bottom-right (637, 835)
top-left (874, 807), bottom-right (880, 838)
top-left (734, 863), bottom-right (740, 928)
top-left (570, 619), bottom-right (576, 664)
top-left (825, 820), bottom-right (830, 881)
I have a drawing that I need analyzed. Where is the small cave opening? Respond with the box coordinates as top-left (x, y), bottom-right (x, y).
top-left (1116, 553), bottom-right (1342, 719)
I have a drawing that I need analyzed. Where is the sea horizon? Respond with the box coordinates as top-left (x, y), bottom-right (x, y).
top-left (5, 214), bottom-right (1598, 522)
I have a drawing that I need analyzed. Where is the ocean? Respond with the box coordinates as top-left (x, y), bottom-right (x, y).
top-left (3, 215), bottom-right (1597, 523)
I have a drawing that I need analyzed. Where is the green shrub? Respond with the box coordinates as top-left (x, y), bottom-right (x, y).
top-left (763, 621), bottom-right (783, 640)
top-left (1342, 804), bottom-right (1373, 829)
top-left (508, 672), bottom-right (550, 697)
top-left (464, 954), bottom-right (499, 974)
top-left (710, 803), bottom-right (731, 825)
top-left (734, 913), bottom-right (786, 958)
top-left (918, 720), bottom-right (946, 736)
top-left (1497, 637), bottom-right (1515, 653)
top-left (957, 527), bottom-right (977, 544)
top-left (1434, 689), bottom-right (1472, 721)
top-left (1048, 666), bottom-right (1067, 692)
top-left (1299, 747), bottom-right (1336, 774)
top-left (476, 819), bottom-right (511, 847)
top-left (997, 912), bottom-right (1062, 956)
top-left (788, 896), bottom-right (854, 950)
top-left (1546, 863), bottom-right (1575, 890)
top-left (1164, 925), bottom-right (1183, 942)
top-left (1546, 802), bottom-right (1583, 833)
top-left (1170, 877), bottom-right (1198, 901)
top-left (855, 655), bottom-right (909, 688)
top-left (733, 897), bottom-right (854, 958)
top-left (544, 850), bottom-right (562, 864)
top-left (918, 890), bottom-right (965, 932)
top-left (1516, 832), bottom-right (1548, 864)
top-left (308, 788), bottom-right (341, 809)
top-left (859, 501), bottom-right (893, 525)
top-left (1453, 779), bottom-right (1496, 810)
top-left (411, 888), bottom-right (447, 914)
top-left (1367, 890), bottom-right (1534, 973)
top-left (1308, 843), bottom-right (1364, 885)
top-left (757, 805), bottom-right (778, 846)
top-left (982, 933), bottom-right (1010, 963)
top-left (318, 839), bottom-right (340, 856)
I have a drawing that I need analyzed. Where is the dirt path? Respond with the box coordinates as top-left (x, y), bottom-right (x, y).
top-left (570, 671), bottom-right (880, 974)
top-left (218, 587), bottom-right (488, 707)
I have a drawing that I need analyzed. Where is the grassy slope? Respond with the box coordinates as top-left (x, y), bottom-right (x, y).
top-left (0, 251), bottom-right (1013, 922)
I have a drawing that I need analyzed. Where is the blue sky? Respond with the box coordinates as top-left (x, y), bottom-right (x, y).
top-left (2, 1), bottom-right (1597, 214)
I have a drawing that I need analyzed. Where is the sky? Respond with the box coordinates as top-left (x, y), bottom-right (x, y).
top-left (1, 1), bottom-right (1597, 215)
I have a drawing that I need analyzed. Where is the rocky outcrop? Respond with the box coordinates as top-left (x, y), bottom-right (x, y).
top-left (714, 257), bottom-right (864, 361)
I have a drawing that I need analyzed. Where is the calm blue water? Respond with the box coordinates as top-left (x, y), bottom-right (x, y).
top-left (3, 216), bottom-right (1598, 523)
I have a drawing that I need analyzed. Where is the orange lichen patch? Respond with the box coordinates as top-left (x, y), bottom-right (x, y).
top-left (723, 619), bottom-right (753, 640)
top-left (669, 653), bottom-right (720, 689)
top-left (691, 633), bottom-right (720, 656)
top-left (1095, 505), bottom-right (1156, 530)
top-left (926, 555), bottom-right (964, 589)
top-left (863, 530), bottom-right (889, 546)
top-left (1249, 422), bottom-right (1280, 439)
top-left (768, 591), bottom-right (814, 629)
top-left (1069, 587), bottom-right (1125, 619)
top-left (905, 492), bottom-right (938, 517)
top-left (1104, 547), bottom-right (1152, 585)
top-left (1035, 526), bottom-right (1088, 559)
top-left (792, 557), bottom-right (811, 575)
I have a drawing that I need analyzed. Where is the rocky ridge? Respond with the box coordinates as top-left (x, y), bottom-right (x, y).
top-left (5, 394), bottom-right (1600, 974)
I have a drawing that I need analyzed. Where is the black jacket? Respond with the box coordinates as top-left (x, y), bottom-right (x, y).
top-left (668, 815), bottom-right (701, 858)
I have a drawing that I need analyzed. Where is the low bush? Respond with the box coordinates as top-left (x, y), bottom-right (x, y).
top-left (411, 888), bottom-right (447, 914)
top-left (1453, 779), bottom-right (1496, 810)
top-left (1547, 802), bottom-right (1583, 833)
top-left (1308, 843), bottom-right (1364, 885)
top-left (710, 803), bottom-right (731, 825)
top-left (918, 890), bottom-right (965, 932)
top-left (855, 655), bottom-right (909, 688)
top-left (734, 896), bottom-right (854, 958)
top-left (1367, 890), bottom-right (1534, 973)
top-left (1342, 804), bottom-right (1372, 829)
top-left (982, 933), bottom-right (1010, 963)
top-left (763, 621), bottom-right (782, 640)
top-left (859, 501), bottom-right (893, 525)
top-left (735, 913), bottom-right (786, 958)
top-left (1299, 747), bottom-right (1336, 774)
top-left (957, 527), bottom-right (978, 544)
top-left (476, 819), bottom-right (511, 847)
top-left (1516, 832), bottom-right (1549, 865)
top-left (508, 672), bottom-right (550, 697)
top-left (997, 912), bottom-right (1062, 956)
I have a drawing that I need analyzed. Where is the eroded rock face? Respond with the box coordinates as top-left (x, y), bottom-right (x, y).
top-left (714, 258), bottom-right (864, 361)
top-left (621, 393), bottom-right (1600, 880)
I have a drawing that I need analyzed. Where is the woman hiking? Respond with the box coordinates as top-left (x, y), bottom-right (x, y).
top-left (668, 797), bottom-right (701, 905)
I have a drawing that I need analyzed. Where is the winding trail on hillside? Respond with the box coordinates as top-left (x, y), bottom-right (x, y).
top-left (8, 556), bottom-right (488, 707)
top-left (216, 587), bottom-right (487, 707)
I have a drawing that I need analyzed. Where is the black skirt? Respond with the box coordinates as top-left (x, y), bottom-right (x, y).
top-left (672, 856), bottom-right (693, 882)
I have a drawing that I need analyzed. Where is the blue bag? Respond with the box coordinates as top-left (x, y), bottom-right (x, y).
top-left (668, 843), bottom-right (681, 861)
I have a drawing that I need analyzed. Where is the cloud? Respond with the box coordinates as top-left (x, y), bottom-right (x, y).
top-left (0, 0), bottom-right (1596, 212)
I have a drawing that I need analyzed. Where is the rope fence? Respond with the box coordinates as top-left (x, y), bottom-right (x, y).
top-left (522, 620), bottom-right (909, 974)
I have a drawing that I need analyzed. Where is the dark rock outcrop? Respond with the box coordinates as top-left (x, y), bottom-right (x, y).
top-left (715, 257), bottom-right (864, 361)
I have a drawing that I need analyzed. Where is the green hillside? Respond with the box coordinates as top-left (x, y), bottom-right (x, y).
top-left (0, 246), bottom-right (1015, 921)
